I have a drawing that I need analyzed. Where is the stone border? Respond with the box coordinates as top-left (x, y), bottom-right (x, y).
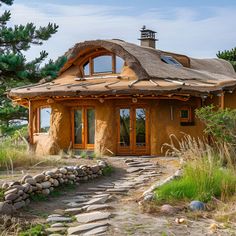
top-left (141, 169), bottom-right (183, 201)
top-left (0, 160), bottom-right (108, 215)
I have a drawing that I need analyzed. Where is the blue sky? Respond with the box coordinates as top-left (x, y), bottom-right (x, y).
top-left (5, 0), bottom-right (236, 60)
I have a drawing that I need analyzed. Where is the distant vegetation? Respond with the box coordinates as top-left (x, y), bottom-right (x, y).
top-left (217, 47), bottom-right (236, 71)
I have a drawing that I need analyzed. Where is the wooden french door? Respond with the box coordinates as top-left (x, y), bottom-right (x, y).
top-left (72, 107), bottom-right (95, 149)
top-left (117, 106), bottom-right (150, 155)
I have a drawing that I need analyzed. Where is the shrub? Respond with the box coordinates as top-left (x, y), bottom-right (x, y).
top-left (196, 105), bottom-right (236, 144)
top-left (102, 165), bottom-right (114, 176)
top-left (19, 224), bottom-right (46, 236)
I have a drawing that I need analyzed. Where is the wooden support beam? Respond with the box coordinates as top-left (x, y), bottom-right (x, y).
top-left (28, 100), bottom-right (34, 144)
top-left (219, 91), bottom-right (225, 109)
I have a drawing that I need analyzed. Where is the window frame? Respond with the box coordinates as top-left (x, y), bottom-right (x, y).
top-left (180, 106), bottom-right (193, 123)
top-left (80, 53), bottom-right (124, 77)
top-left (36, 106), bottom-right (51, 134)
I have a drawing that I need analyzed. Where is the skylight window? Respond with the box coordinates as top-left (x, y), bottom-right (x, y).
top-left (161, 55), bottom-right (182, 67)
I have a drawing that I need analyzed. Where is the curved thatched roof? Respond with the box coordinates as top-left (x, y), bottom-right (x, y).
top-left (9, 39), bottom-right (236, 99)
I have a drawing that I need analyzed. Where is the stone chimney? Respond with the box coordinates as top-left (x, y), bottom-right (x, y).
top-left (138, 25), bottom-right (158, 49)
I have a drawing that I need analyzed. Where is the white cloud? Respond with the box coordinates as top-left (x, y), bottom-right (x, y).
top-left (5, 2), bottom-right (236, 61)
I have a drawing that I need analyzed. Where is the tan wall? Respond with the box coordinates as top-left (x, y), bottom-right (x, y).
top-left (30, 96), bottom-right (209, 156)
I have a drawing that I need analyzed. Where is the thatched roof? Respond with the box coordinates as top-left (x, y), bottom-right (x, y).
top-left (9, 39), bottom-right (236, 100)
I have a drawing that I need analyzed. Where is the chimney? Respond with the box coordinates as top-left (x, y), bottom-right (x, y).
top-left (138, 25), bottom-right (158, 49)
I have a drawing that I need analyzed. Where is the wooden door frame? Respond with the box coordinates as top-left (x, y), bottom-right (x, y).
top-left (116, 105), bottom-right (150, 155)
top-left (71, 107), bottom-right (95, 150)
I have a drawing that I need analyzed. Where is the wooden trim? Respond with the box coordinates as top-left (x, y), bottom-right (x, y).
top-left (117, 105), bottom-right (150, 155)
top-left (71, 107), bottom-right (95, 150)
top-left (219, 92), bottom-right (225, 109)
top-left (28, 100), bottom-right (34, 144)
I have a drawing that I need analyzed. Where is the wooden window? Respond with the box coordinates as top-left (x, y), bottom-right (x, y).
top-left (37, 107), bottom-right (51, 133)
top-left (82, 55), bottom-right (124, 77)
top-left (180, 106), bottom-right (194, 125)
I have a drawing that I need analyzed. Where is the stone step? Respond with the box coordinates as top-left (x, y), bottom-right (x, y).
top-left (75, 211), bottom-right (111, 223)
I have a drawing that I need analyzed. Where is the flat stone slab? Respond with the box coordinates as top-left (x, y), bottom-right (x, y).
top-left (62, 198), bottom-right (88, 203)
top-left (64, 207), bottom-right (83, 214)
top-left (76, 211), bottom-right (111, 223)
top-left (86, 204), bottom-right (111, 212)
top-left (68, 222), bottom-right (109, 235)
top-left (92, 193), bottom-right (110, 198)
top-left (88, 187), bottom-right (106, 191)
top-left (46, 227), bottom-right (67, 233)
top-left (66, 202), bottom-right (85, 208)
top-left (83, 226), bottom-right (108, 235)
top-left (85, 195), bottom-right (109, 205)
top-left (106, 188), bottom-right (128, 193)
top-left (127, 167), bottom-right (143, 173)
top-left (51, 223), bottom-right (65, 228)
top-left (46, 216), bottom-right (72, 223)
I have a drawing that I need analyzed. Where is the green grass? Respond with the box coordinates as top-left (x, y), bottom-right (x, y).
top-left (0, 188), bottom-right (4, 201)
top-left (155, 158), bottom-right (236, 203)
top-left (30, 183), bottom-right (77, 202)
top-left (102, 165), bottom-right (114, 176)
top-left (18, 224), bottom-right (46, 236)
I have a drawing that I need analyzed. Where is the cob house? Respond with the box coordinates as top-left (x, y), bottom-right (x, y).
top-left (9, 27), bottom-right (236, 156)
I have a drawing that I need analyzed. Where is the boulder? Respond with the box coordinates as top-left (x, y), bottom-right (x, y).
top-left (25, 178), bottom-right (36, 186)
top-left (160, 204), bottom-right (177, 215)
top-left (42, 189), bottom-right (50, 195)
top-left (5, 193), bottom-right (18, 201)
top-left (21, 175), bottom-right (32, 183)
top-left (22, 183), bottom-right (31, 192)
top-left (4, 188), bottom-right (18, 196)
top-left (189, 201), bottom-right (206, 211)
top-left (41, 181), bottom-right (52, 189)
top-left (33, 174), bottom-right (45, 183)
top-left (91, 165), bottom-right (100, 174)
top-left (0, 201), bottom-right (15, 215)
top-left (13, 201), bottom-right (25, 210)
top-left (59, 168), bottom-right (67, 174)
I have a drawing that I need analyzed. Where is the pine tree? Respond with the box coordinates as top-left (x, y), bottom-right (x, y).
top-left (0, 0), bottom-right (66, 135)
top-left (217, 47), bottom-right (236, 72)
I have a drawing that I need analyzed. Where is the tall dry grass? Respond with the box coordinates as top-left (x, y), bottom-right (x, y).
top-left (155, 134), bottom-right (236, 202)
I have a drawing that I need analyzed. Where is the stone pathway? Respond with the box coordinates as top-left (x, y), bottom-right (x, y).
top-left (44, 157), bottom-right (162, 235)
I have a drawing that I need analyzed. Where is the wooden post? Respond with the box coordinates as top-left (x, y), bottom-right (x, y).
top-left (28, 100), bottom-right (34, 144)
top-left (219, 91), bottom-right (225, 109)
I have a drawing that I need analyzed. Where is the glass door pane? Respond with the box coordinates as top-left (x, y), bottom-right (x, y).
top-left (74, 109), bottom-right (83, 144)
top-left (136, 108), bottom-right (146, 147)
top-left (87, 109), bottom-right (95, 144)
top-left (120, 109), bottom-right (130, 147)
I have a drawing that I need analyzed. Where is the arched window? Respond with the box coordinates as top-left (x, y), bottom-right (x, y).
top-left (82, 54), bottom-right (124, 77)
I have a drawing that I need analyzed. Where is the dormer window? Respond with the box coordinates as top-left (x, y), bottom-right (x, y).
top-left (161, 55), bottom-right (182, 67)
top-left (82, 54), bottom-right (124, 77)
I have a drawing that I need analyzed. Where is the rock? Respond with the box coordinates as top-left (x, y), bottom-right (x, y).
top-left (14, 196), bottom-right (23, 203)
top-left (91, 165), bottom-right (100, 173)
top-left (13, 201), bottom-right (25, 210)
top-left (86, 204), bottom-right (111, 212)
top-left (59, 168), bottom-right (67, 174)
top-left (33, 174), bottom-right (45, 183)
top-left (22, 183), bottom-right (31, 192)
top-left (25, 198), bottom-right (30, 205)
top-left (25, 178), bottom-right (36, 186)
top-left (175, 218), bottom-right (186, 224)
top-left (47, 216), bottom-right (72, 223)
top-left (127, 167), bottom-right (142, 173)
top-left (189, 201), bottom-right (206, 211)
top-left (46, 227), bottom-right (67, 233)
top-left (2, 182), bottom-right (9, 189)
top-left (75, 211), bottom-right (111, 223)
top-left (5, 193), bottom-right (18, 201)
top-left (41, 181), bottom-right (52, 189)
top-left (21, 175), bottom-right (32, 183)
top-left (85, 195), bottom-right (109, 205)
top-left (67, 222), bottom-right (109, 235)
top-left (42, 189), bottom-right (50, 195)
top-left (4, 188), bottom-right (18, 196)
top-left (83, 226), bottom-right (108, 235)
top-left (53, 179), bottom-right (59, 187)
top-left (0, 201), bottom-right (15, 215)
top-left (45, 171), bottom-right (55, 177)
top-left (36, 183), bottom-right (43, 190)
top-left (64, 207), bottom-right (83, 214)
top-left (143, 193), bottom-right (154, 201)
top-left (51, 223), bottom-right (65, 227)
top-left (160, 204), bottom-right (177, 215)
